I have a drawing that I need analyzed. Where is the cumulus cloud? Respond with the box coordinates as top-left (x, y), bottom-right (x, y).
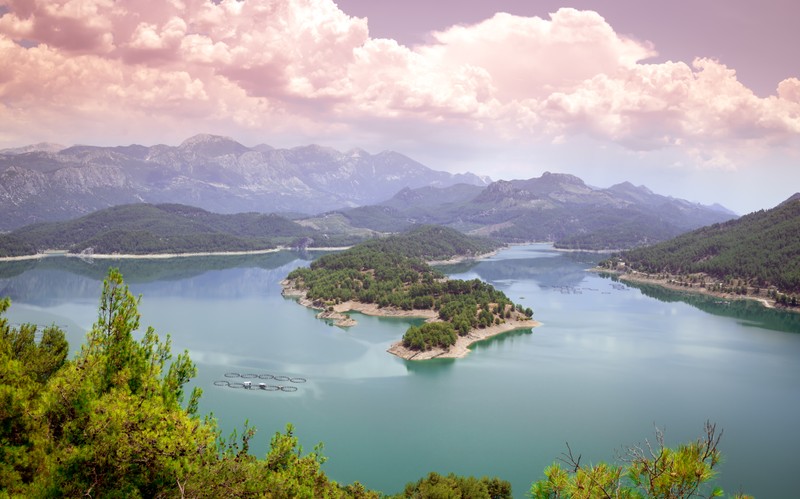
top-left (0, 0), bottom-right (797, 167)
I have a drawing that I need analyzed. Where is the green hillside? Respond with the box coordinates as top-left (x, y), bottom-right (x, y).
top-left (603, 195), bottom-right (800, 296)
top-left (359, 224), bottom-right (499, 261)
top-left (0, 203), bottom-right (369, 257)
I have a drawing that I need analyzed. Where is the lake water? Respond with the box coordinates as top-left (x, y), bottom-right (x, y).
top-left (2, 244), bottom-right (798, 497)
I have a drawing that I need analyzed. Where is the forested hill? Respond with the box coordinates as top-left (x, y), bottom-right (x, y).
top-left (0, 203), bottom-right (371, 257)
top-left (604, 194), bottom-right (800, 295)
top-left (360, 224), bottom-right (500, 261)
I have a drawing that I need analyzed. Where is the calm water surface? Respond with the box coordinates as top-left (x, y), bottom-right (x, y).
top-left (2, 245), bottom-right (798, 497)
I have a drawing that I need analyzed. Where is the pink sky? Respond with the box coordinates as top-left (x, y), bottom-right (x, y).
top-left (1, 0), bottom-right (798, 214)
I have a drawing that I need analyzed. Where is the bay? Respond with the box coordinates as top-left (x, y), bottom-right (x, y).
top-left (1, 244), bottom-right (798, 497)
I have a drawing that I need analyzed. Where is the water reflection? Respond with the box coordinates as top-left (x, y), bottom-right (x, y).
top-left (403, 357), bottom-right (456, 375)
top-left (439, 247), bottom-right (603, 290)
top-left (470, 327), bottom-right (535, 352)
top-left (0, 251), bottom-right (320, 305)
top-left (605, 277), bottom-right (800, 334)
top-left (0, 251), bottom-right (315, 282)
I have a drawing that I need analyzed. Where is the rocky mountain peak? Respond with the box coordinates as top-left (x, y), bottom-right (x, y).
top-left (539, 171), bottom-right (585, 185)
top-left (346, 148), bottom-right (369, 158)
top-left (178, 134), bottom-right (248, 156)
top-left (0, 143), bottom-right (66, 155)
top-left (0, 135), bottom-right (490, 230)
top-left (780, 192), bottom-right (800, 205)
top-left (607, 182), bottom-right (657, 204)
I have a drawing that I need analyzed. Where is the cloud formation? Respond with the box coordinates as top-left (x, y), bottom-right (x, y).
top-left (0, 0), bottom-right (798, 168)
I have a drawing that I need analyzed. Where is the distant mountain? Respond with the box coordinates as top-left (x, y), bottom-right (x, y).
top-left (0, 203), bottom-right (375, 257)
top-left (607, 194), bottom-right (800, 294)
top-left (0, 143), bottom-right (65, 155)
top-left (330, 172), bottom-right (737, 249)
top-left (0, 134), bottom-right (489, 230)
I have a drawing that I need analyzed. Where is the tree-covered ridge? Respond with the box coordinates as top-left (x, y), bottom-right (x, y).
top-left (286, 227), bottom-right (531, 352)
top-left (601, 195), bottom-right (800, 297)
top-left (360, 224), bottom-right (500, 261)
top-left (0, 203), bottom-right (369, 257)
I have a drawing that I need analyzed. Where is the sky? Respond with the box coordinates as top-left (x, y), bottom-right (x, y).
top-left (0, 0), bottom-right (798, 214)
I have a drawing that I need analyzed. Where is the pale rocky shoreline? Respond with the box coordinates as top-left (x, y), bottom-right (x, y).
top-left (0, 246), bottom-right (349, 262)
top-left (385, 318), bottom-right (539, 360)
top-left (281, 278), bottom-right (540, 360)
top-left (599, 269), bottom-right (786, 311)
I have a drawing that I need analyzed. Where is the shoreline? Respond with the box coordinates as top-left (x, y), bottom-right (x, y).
top-left (386, 318), bottom-right (540, 360)
top-left (281, 278), bottom-right (540, 360)
top-left (426, 249), bottom-right (500, 266)
top-left (598, 269), bottom-right (786, 311)
top-left (0, 241), bottom-right (604, 264)
top-left (0, 246), bottom-right (352, 262)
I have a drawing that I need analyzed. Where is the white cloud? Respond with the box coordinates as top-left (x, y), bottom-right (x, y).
top-left (0, 0), bottom-right (797, 179)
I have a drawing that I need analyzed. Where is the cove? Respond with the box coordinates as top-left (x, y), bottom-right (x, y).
top-left (1, 244), bottom-right (798, 497)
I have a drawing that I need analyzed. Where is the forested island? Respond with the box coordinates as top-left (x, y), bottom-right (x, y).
top-left (282, 225), bottom-right (537, 359)
top-left (599, 194), bottom-right (800, 309)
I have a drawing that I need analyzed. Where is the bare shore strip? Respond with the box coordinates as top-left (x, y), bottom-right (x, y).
top-left (0, 246), bottom-right (350, 262)
top-left (281, 278), bottom-right (540, 360)
top-left (600, 269), bottom-right (778, 310)
top-left (385, 319), bottom-right (539, 360)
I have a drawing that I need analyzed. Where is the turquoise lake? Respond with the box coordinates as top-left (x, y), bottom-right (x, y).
top-left (2, 244), bottom-right (798, 497)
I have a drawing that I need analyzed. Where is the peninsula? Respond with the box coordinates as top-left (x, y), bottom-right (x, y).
top-left (281, 225), bottom-right (537, 360)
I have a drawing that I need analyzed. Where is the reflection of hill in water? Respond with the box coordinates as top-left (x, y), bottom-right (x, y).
top-left (0, 251), bottom-right (320, 306)
top-left (0, 251), bottom-right (314, 281)
top-left (0, 269), bottom-right (101, 306)
top-left (616, 279), bottom-right (800, 334)
top-left (437, 251), bottom-right (603, 289)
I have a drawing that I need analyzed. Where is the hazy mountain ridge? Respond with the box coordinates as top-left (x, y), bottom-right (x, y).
top-left (333, 172), bottom-right (737, 249)
top-left (1, 135), bottom-right (739, 250)
top-left (0, 134), bottom-right (489, 230)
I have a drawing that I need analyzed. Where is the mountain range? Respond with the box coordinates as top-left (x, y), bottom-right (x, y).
top-left (1, 135), bottom-right (738, 250)
top-left (330, 172), bottom-right (737, 249)
top-left (0, 134), bottom-right (488, 230)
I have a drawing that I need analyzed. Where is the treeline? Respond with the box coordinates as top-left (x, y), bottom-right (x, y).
top-left (359, 225), bottom-right (500, 260)
top-left (286, 227), bottom-right (531, 351)
top-left (602, 196), bottom-right (800, 295)
top-left (0, 203), bottom-right (365, 257)
top-left (0, 270), bottom-right (750, 498)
